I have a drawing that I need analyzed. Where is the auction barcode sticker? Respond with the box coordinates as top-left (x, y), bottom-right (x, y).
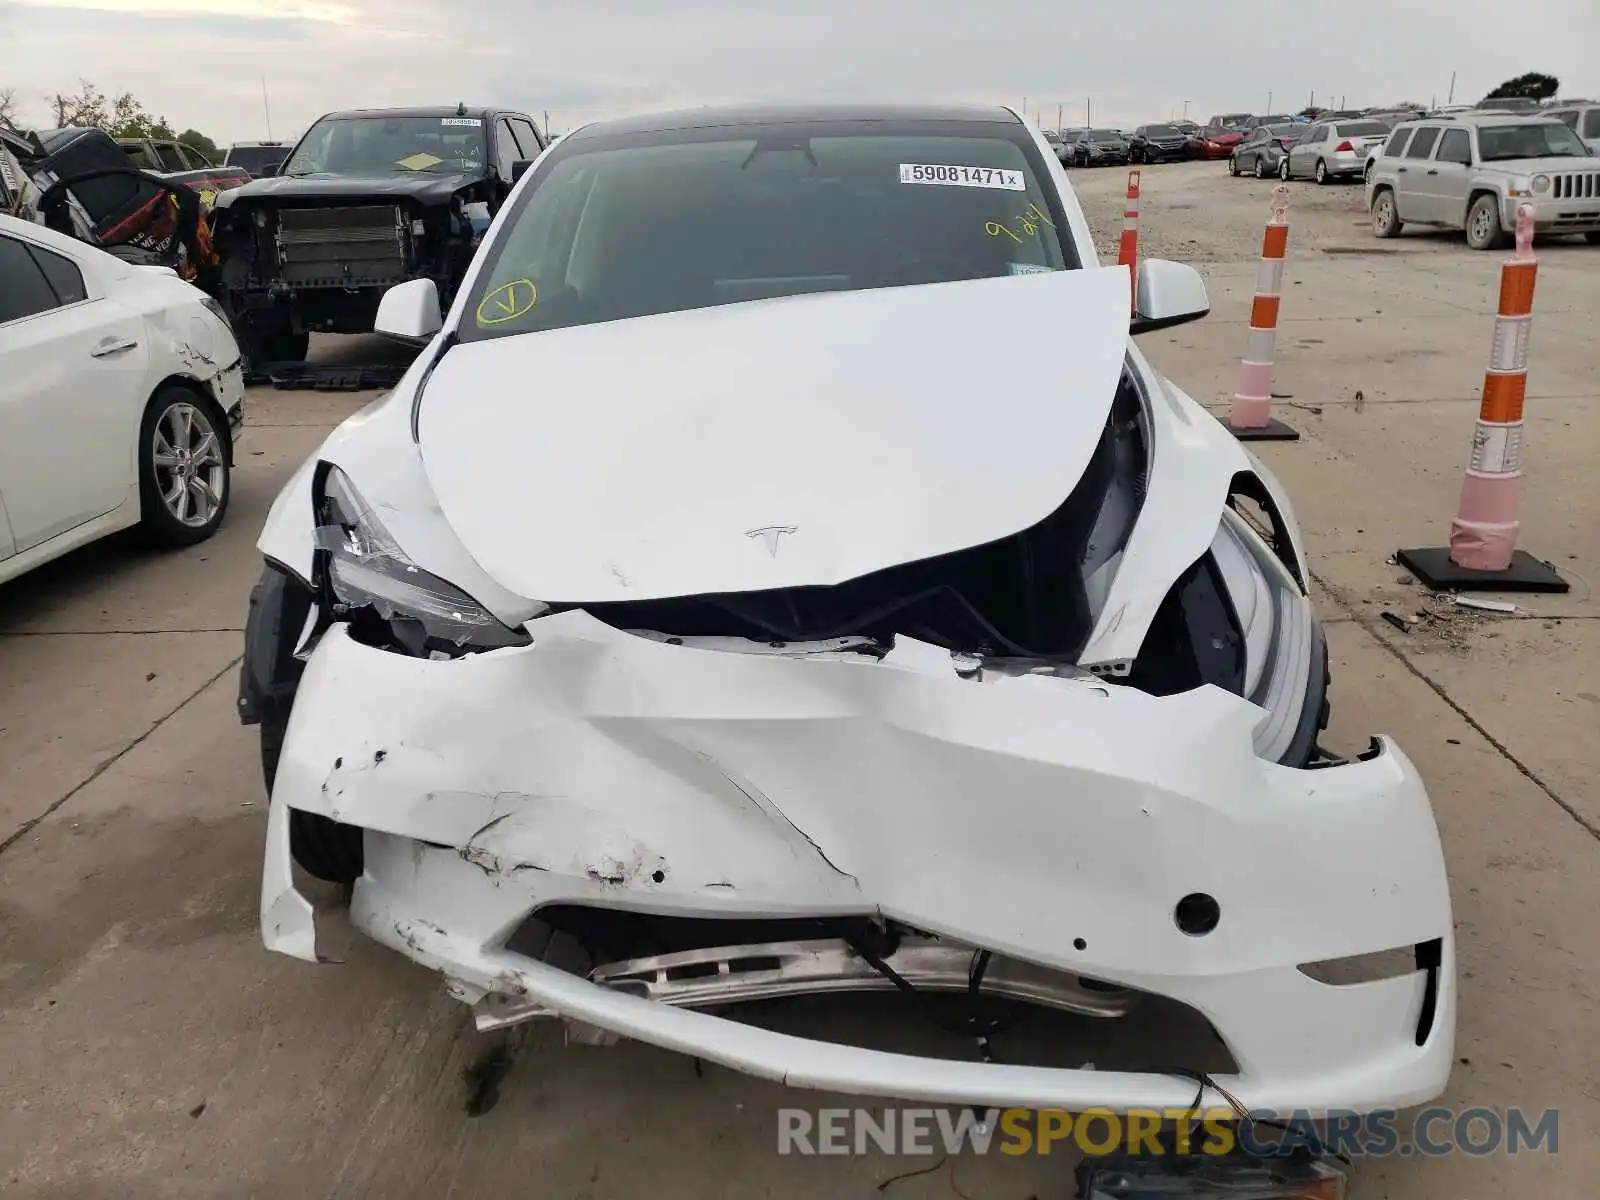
top-left (899, 163), bottom-right (1025, 190)
top-left (440, 117), bottom-right (483, 127)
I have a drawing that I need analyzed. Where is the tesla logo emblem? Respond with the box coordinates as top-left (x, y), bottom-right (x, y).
top-left (746, 525), bottom-right (798, 557)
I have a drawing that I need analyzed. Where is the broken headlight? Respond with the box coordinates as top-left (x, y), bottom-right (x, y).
top-left (313, 464), bottom-right (530, 657)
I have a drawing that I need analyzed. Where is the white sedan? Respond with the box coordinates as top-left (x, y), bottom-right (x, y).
top-left (243, 104), bottom-right (1453, 1134)
top-left (0, 214), bottom-right (245, 585)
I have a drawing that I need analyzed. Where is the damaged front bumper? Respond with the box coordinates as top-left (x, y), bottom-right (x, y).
top-left (263, 613), bottom-right (1455, 1114)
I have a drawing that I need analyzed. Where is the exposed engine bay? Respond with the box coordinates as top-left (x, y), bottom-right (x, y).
top-left (211, 191), bottom-right (487, 367)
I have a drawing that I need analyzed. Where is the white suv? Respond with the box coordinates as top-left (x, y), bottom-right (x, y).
top-left (1366, 114), bottom-right (1600, 249)
top-left (1543, 102), bottom-right (1600, 154)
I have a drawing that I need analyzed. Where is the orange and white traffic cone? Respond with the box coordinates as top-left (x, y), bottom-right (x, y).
top-left (1396, 203), bottom-right (1569, 594)
top-left (1117, 170), bottom-right (1140, 314)
top-left (1226, 184), bottom-right (1298, 441)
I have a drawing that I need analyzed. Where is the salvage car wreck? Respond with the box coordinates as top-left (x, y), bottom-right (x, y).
top-left (2, 125), bottom-right (218, 282)
top-left (210, 104), bottom-right (545, 366)
top-left (242, 104), bottom-right (1455, 1123)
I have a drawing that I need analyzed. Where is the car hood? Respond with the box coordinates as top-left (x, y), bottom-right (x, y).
top-left (215, 170), bottom-right (484, 208)
top-left (1478, 157), bottom-right (1600, 175)
top-left (418, 267), bottom-right (1131, 604)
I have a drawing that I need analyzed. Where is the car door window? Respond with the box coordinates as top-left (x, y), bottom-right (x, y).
top-left (0, 236), bottom-right (70, 324)
top-left (155, 142), bottom-right (186, 172)
top-left (123, 143), bottom-right (158, 170)
top-left (509, 118), bottom-right (544, 158)
top-left (1404, 127), bottom-right (1440, 159)
top-left (1383, 128), bottom-right (1414, 157)
top-left (1550, 110), bottom-right (1579, 130)
top-left (1436, 128), bottom-right (1471, 165)
top-left (493, 119), bottom-right (521, 178)
top-left (28, 243), bottom-right (87, 305)
top-left (1584, 110), bottom-right (1600, 138)
top-left (179, 143), bottom-right (213, 168)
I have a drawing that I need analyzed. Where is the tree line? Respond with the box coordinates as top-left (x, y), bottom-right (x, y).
top-left (0, 80), bottom-right (220, 161)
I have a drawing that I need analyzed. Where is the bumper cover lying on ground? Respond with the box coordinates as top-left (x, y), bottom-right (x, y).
top-left (263, 612), bottom-right (1455, 1114)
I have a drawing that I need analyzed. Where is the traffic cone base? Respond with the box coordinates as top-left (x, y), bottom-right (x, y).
top-left (1394, 547), bottom-right (1569, 594)
top-left (1225, 417), bottom-right (1300, 442)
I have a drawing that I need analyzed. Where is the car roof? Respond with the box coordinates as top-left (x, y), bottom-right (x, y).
top-left (1406, 113), bottom-right (1566, 128)
top-left (564, 102), bottom-right (1019, 142)
top-left (317, 105), bottom-right (506, 121)
top-left (0, 211), bottom-right (119, 267)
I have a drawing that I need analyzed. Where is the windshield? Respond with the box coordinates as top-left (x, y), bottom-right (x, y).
top-left (1265, 124), bottom-right (1299, 138)
top-left (1478, 122), bottom-right (1590, 161)
top-left (282, 115), bottom-right (486, 177)
top-left (460, 121), bottom-right (1073, 343)
top-left (226, 145), bottom-right (286, 173)
top-left (1335, 121), bottom-right (1391, 137)
top-left (1145, 125), bottom-right (1181, 137)
top-left (1090, 129), bottom-right (1124, 142)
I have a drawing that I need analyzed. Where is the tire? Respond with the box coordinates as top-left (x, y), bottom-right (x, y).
top-left (1228, 155), bottom-right (1239, 177)
top-left (1364, 161), bottom-right (1374, 185)
top-left (1315, 159), bottom-right (1329, 185)
top-left (1279, 156), bottom-right (1291, 181)
top-left (1466, 193), bottom-right (1509, 251)
top-left (1371, 188), bottom-right (1402, 238)
top-left (260, 706), bottom-right (365, 884)
top-left (137, 385), bottom-right (231, 548)
top-left (1585, 231), bottom-right (1600, 244)
top-left (1255, 156), bottom-right (1267, 179)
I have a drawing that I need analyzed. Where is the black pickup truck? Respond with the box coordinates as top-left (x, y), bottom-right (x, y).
top-left (210, 104), bottom-right (545, 366)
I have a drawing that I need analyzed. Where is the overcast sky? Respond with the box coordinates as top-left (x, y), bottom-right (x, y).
top-left (3, 0), bottom-right (1596, 144)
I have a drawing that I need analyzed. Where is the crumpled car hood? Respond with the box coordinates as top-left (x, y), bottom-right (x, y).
top-left (418, 267), bottom-right (1130, 603)
top-left (216, 170), bottom-right (484, 208)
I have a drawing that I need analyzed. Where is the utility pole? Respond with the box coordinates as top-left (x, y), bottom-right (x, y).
top-left (1183, 99), bottom-right (1190, 120)
top-left (1056, 103), bottom-right (1062, 133)
top-left (544, 109), bottom-right (550, 137)
top-left (1268, 90), bottom-right (1273, 114)
top-left (1447, 71), bottom-right (1456, 105)
top-left (1023, 96), bottom-right (1028, 121)
top-left (1086, 97), bottom-right (1091, 127)
top-left (261, 75), bottom-right (273, 141)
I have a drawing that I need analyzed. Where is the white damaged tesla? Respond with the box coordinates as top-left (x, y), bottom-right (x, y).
top-left (241, 103), bottom-right (1454, 1118)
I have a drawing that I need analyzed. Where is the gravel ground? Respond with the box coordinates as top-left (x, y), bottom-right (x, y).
top-left (1066, 158), bottom-right (1458, 264)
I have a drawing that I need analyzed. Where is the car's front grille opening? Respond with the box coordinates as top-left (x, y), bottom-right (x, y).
top-left (496, 907), bottom-right (1239, 1074)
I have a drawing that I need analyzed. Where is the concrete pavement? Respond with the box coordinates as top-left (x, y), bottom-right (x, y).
top-left (2, 160), bottom-right (1596, 1197)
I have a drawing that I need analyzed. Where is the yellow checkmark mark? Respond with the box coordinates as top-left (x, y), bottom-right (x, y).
top-left (476, 279), bottom-right (538, 325)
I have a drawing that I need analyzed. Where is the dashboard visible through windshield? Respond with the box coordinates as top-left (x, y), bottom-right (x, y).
top-left (459, 119), bottom-right (1075, 342)
top-left (283, 115), bottom-right (487, 177)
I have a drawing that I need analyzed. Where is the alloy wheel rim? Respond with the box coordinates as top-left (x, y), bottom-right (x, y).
top-left (1471, 207), bottom-right (1491, 241)
top-left (152, 402), bottom-right (225, 527)
top-left (1376, 197), bottom-right (1393, 229)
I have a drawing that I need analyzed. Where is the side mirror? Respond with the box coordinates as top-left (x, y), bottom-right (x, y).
top-left (1131, 259), bottom-right (1210, 334)
top-left (511, 158), bottom-right (534, 183)
top-left (374, 278), bottom-right (442, 346)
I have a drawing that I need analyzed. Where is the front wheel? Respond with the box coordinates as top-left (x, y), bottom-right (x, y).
top-left (1228, 155), bottom-right (1239, 177)
top-left (1371, 189), bottom-right (1402, 238)
top-left (1466, 194), bottom-right (1509, 251)
top-left (1255, 156), bottom-right (1267, 179)
top-left (1314, 159), bottom-right (1329, 185)
top-left (1279, 157), bottom-right (1291, 181)
top-left (138, 385), bottom-right (231, 548)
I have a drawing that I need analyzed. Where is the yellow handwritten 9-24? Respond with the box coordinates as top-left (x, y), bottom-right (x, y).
top-left (985, 202), bottom-right (1055, 244)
